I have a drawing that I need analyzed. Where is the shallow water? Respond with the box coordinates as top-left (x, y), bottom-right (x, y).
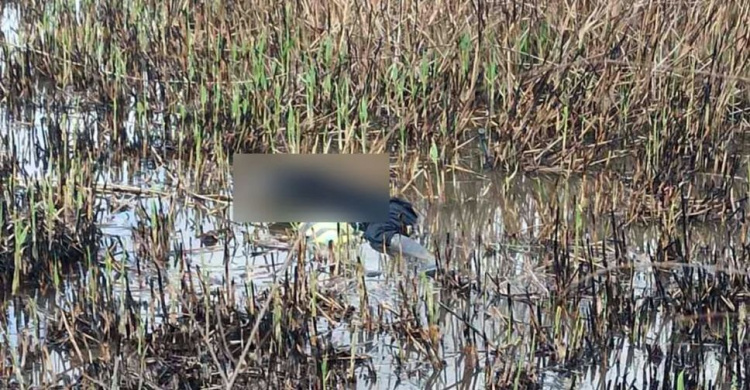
top-left (2, 114), bottom-right (748, 388)
top-left (3, 130), bottom-right (747, 388)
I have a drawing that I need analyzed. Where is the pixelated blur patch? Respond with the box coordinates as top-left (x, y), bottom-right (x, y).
top-left (232, 154), bottom-right (390, 223)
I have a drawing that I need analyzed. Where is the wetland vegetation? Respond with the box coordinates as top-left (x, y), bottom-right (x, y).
top-left (0, 0), bottom-right (749, 388)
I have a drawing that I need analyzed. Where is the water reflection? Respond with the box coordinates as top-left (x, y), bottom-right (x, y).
top-left (1, 101), bottom-right (749, 388)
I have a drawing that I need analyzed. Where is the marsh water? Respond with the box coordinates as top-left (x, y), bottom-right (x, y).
top-left (2, 107), bottom-right (745, 388)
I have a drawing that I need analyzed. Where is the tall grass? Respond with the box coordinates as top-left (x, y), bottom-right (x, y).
top-left (0, 0), bottom-right (745, 185)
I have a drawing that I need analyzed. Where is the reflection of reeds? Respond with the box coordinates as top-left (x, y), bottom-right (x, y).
top-left (397, 172), bottom-right (750, 389)
top-left (0, 157), bottom-right (100, 293)
top-left (3, 167), bottom-right (750, 388)
top-left (45, 258), bottom-right (370, 388)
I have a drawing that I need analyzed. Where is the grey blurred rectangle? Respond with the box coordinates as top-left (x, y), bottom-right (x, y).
top-left (232, 154), bottom-right (390, 223)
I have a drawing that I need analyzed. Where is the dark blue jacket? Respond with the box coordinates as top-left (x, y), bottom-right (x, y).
top-left (351, 197), bottom-right (419, 250)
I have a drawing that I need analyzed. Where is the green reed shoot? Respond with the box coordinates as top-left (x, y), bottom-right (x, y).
top-left (12, 216), bottom-right (30, 294)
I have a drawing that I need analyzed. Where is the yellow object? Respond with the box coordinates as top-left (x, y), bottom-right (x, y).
top-left (298, 222), bottom-right (359, 247)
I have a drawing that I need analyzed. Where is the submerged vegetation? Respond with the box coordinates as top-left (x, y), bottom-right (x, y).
top-left (0, 0), bottom-right (749, 388)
